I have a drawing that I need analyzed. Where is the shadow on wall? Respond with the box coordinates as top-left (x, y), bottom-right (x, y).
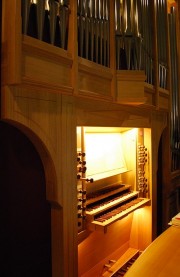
top-left (0, 121), bottom-right (52, 277)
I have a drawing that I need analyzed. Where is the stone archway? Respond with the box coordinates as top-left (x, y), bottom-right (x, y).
top-left (0, 121), bottom-right (52, 277)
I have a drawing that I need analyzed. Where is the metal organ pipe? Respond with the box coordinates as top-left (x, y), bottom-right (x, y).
top-left (77, 0), bottom-right (110, 67)
top-left (115, 0), bottom-right (154, 85)
top-left (168, 6), bottom-right (180, 171)
top-left (21, 0), bottom-right (175, 92)
top-left (156, 0), bottom-right (168, 89)
top-left (21, 0), bottom-right (70, 49)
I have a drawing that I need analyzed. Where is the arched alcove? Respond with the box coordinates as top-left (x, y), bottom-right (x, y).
top-left (0, 121), bottom-right (53, 276)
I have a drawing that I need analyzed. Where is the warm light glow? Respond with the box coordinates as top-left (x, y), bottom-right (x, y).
top-left (133, 207), bottom-right (144, 216)
top-left (168, 0), bottom-right (176, 4)
top-left (84, 129), bottom-right (128, 180)
top-left (77, 127), bottom-right (81, 150)
top-left (77, 127), bottom-right (140, 181)
top-left (167, 0), bottom-right (176, 13)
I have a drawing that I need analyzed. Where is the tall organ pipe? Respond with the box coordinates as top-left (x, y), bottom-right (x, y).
top-left (21, 0), bottom-right (70, 50)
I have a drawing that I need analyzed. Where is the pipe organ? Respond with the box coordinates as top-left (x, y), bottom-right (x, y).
top-left (2, 0), bottom-right (180, 276)
top-left (20, 0), bottom-right (178, 88)
top-left (21, 1), bottom-right (175, 88)
top-left (77, 127), bottom-right (151, 276)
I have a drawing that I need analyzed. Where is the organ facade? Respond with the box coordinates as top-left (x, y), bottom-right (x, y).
top-left (1, 1), bottom-right (180, 276)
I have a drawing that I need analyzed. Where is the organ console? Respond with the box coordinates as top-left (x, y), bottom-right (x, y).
top-left (86, 185), bottom-right (149, 230)
top-left (77, 126), bottom-right (152, 276)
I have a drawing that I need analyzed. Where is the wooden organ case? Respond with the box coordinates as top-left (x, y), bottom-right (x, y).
top-left (77, 127), bottom-right (152, 276)
top-left (2, 0), bottom-right (177, 276)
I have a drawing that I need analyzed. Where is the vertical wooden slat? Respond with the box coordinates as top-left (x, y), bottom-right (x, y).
top-left (2, 0), bottom-right (21, 84)
top-left (61, 96), bottom-right (78, 276)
